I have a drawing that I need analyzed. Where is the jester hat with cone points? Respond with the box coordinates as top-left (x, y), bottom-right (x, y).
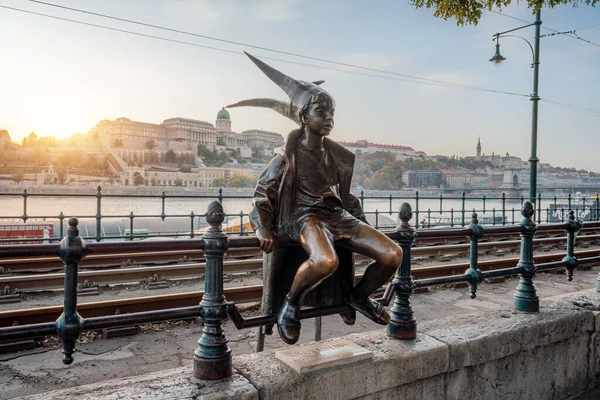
top-left (227, 52), bottom-right (332, 125)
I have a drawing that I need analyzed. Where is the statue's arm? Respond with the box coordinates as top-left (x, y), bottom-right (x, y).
top-left (347, 192), bottom-right (369, 225)
top-left (251, 154), bottom-right (285, 236)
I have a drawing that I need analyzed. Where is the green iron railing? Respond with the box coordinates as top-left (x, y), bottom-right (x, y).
top-left (0, 200), bottom-right (599, 380)
top-left (1, 187), bottom-right (599, 243)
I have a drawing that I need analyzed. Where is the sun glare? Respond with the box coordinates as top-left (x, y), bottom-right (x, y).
top-left (16, 96), bottom-right (89, 142)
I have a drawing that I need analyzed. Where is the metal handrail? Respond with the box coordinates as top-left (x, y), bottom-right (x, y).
top-left (1, 187), bottom-right (598, 242)
top-left (0, 200), bottom-right (596, 381)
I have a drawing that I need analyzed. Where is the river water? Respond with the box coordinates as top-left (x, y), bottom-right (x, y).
top-left (1, 192), bottom-right (582, 227)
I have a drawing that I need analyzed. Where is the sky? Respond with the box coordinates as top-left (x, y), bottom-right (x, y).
top-left (0, 0), bottom-right (599, 172)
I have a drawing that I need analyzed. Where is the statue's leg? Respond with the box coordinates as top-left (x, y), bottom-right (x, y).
top-left (278, 218), bottom-right (338, 344)
top-left (289, 219), bottom-right (339, 304)
top-left (345, 223), bottom-right (403, 324)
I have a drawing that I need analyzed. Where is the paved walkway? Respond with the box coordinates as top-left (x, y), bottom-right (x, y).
top-left (1, 267), bottom-right (598, 399)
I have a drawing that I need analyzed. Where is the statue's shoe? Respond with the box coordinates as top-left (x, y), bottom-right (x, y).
top-left (339, 310), bottom-right (356, 325)
top-left (277, 299), bottom-right (301, 344)
top-left (345, 294), bottom-right (390, 325)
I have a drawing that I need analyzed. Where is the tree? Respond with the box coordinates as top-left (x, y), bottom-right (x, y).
top-left (362, 166), bottom-right (404, 190)
top-left (411, 0), bottom-right (597, 26)
top-left (213, 177), bottom-right (227, 188)
top-left (144, 139), bottom-right (156, 150)
top-left (133, 174), bottom-right (145, 185)
top-left (10, 172), bottom-right (24, 183)
top-left (229, 175), bottom-right (257, 188)
top-left (165, 149), bottom-right (177, 163)
top-left (113, 138), bottom-right (123, 148)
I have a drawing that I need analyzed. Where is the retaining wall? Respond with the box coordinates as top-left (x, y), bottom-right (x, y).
top-left (18, 289), bottom-right (600, 400)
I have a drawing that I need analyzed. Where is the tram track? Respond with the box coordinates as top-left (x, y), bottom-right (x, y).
top-left (1, 247), bottom-right (599, 328)
top-left (2, 227), bottom-right (597, 274)
top-left (0, 233), bottom-right (599, 293)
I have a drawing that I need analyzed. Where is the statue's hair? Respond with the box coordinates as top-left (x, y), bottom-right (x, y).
top-left (299, 91), bottom-right (335, 127)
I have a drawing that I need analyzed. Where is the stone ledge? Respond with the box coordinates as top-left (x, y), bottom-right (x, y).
top-left (235, 331), bottom-right (448, 400)
top-left (16, 367), bottom-right (258, 400)
top-left (15, 290), bottom-right (600, 400)
top-left (420, 307), bottom-right (594, 372)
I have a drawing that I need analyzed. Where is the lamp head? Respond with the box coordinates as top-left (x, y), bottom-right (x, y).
top-left (489, 43), bottom-right (506, 67)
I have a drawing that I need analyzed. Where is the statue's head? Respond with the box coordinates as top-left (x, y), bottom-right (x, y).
top-left (299, 91), bottom-right (335, 137)
top-left (227, 52), bottom-right (333, 126)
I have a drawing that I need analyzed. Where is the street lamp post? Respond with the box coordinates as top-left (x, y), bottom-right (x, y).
top-left (490, 11), bottom-right (542, 213)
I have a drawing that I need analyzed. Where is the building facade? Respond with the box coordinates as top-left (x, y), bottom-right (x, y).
top-left (338, 139), bottom-right (422, 160)
top-left (89, 109), bottom-right (284, 167)
top-left (407, 170), bottom-right (443, 188)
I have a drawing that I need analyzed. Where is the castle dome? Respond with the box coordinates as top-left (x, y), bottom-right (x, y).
top-left (217, 108), bottom-right (230, 120)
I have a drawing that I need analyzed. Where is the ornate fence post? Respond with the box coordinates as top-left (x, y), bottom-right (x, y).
top-left (95, 186), bottom-right (102, 242)
top-left (194, 201), bottom-right (232, 380)
top-left (562, 210), bottom-right (582, 281)
top-left (388, 203), bottom-right (417, 340)
top-left (56, 217), bottom-right (87, 364)
top-left (22, 189), bottom-right (29, 222)
top-left (514, 201), bottom-right (539, 312)
top-left (466, 213), bottom-right (484, 299)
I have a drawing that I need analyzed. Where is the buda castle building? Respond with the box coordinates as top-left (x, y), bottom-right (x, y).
top-left (89, 108), bottom-right (284, 164)
top-left (88, 109), bottom-right (284, 187)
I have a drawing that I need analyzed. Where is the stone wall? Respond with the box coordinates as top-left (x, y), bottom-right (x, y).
top-left (19, 289), bottom-right (600, 400)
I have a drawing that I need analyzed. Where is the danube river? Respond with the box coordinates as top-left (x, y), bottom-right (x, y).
top-left (0, 192), bottom-right (550, 227)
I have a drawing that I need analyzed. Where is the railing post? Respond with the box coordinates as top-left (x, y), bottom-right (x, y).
top-left (414, 191), bottom-right (419, 229)
top-left (461, 192), bottom-right (466, 227)
top-left (56, 217), bottom-right (87, 364)
top-left (514, 201), bottom-right (539, 312)
top-left (128, 212), bottom-right (134, 241)
top-left (502, 192), bottom-right (506, 225)
top-left (388, 202), bottom-right (416, 340)
top-left (58, 212), bottom-right (65, 239)
top-left (466, 212), bottom-right (484, 299)
top-left (537, 193), bottom-right (542, 223)
top-left (22, 189), bottom-right (28, 222)
top-left (562, 210), bottom-right (582, 281)
top-left (160, 192), bottom-right (166, 221)
top-left (95, 186), bottom-right (102, 242)
top-left (194, 200), bottom-right (232, 380)
top-left (190, 212), bottom-right (195, 239)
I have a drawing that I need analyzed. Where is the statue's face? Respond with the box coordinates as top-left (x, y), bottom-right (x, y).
top-left (305, 93), bottom-right (335, 137)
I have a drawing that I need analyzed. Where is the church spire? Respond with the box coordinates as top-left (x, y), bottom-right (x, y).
top-left (476, 136), bottom-right (482, 158)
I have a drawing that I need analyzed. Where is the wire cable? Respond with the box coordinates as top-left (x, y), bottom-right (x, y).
top-left (490, 10), bottom-right (600, 48)
top-left (24, 0), bottom-right (491, 88)
top-left (542, 99), bottom-right (600, 117)
top-left (571, 22), bottom-right (600, 31)
top-left (0, 3), bottom-right (532, 98)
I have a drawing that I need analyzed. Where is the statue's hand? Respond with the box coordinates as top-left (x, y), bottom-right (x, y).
top-left (256, 228), bottom-right (276, 254)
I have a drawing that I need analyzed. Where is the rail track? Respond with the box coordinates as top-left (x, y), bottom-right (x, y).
top-left (1, 233), bottom-right (599, 293)
top-left (2, 227), bottom-right (598, 274)
top-left (1, 247), bottom-right (599, 328)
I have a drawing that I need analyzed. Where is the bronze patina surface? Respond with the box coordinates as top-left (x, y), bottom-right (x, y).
top-left (228, 53), bottom-right (403, 344)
